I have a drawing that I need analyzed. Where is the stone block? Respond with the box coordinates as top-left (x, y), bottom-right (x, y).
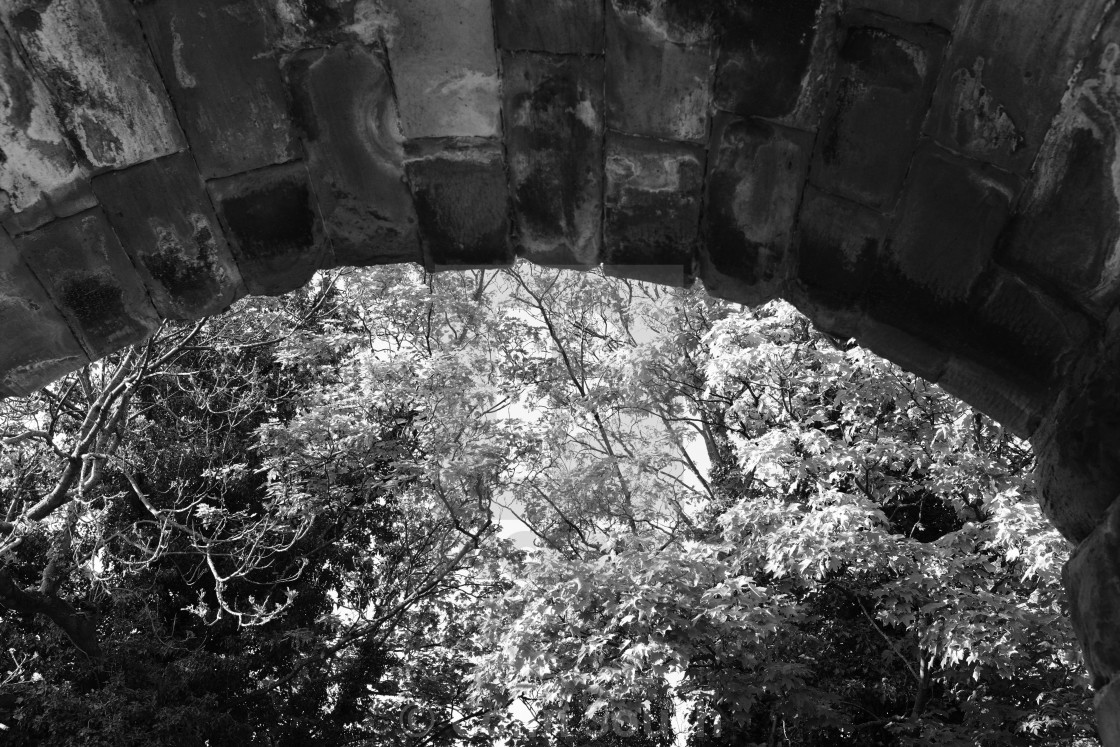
top-left (1064, 498), bottom-right (1120, 687)
top-left (208, 162), bottom-right (327, 296)
top-left (608, 0), bottom-right (715, 45)
top-left (795, 186), bottom-right (884, 308)
top-left (503, 52), bottom-right (603, 268)
top-left (926, 0), bottom-right (1112, 174)
top-left (0, 228), bottom-right (88, 397)
top-left (269, 0), bottom-right (394, 48)
top-left (1, 0), bottom-right (184, 171)
top-left (16, 210), bottom-right (161, 358)
top-left (136, 0), bottom-right (298, 180)
top-left (1002, 16), bottom-right (1120, 318)
top-left (1098, 680), bottom-right (1120, 747)
top-left (494, 0), bottom-right (604, 53)
top-left (844, 0), bottom-right (962, 30)
top-left (712, 0), bottom-right (828, 123)
top-left (606, 1), bottom-right (713, 143)
top-left (92, 153), bottom-right (244, 320)
top-left (855, 320), bottom-right (948, 384)
top-left (701, 115), bottom-right (812, 305)
top-left (0, 26), bottom-right (82, 220)
top-left (811, 19), bottom-right (947, 209)
top-left (603, 133), bottom-right (703, 286)
top-left (285, 45), bottom-right (420, 268)
top-left (403, 140), bottom-right (511, 270)
top-left (938, 356), bottom-right (1047, 437)
top-left (382, 0), bottom-right (500, 139)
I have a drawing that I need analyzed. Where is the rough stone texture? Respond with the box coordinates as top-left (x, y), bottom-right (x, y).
top-left (136, 0), bottom-right (298, 180)
top-left (1, 0), bottom-right (184, 172)
top-left (16, 209), bottom-right (161, 358)
top-left (1100, 680), bottom-right (1120, 746)
top-left (268, 0), bottom-right (393, 48)
top-left (0, 27), bottom-right (83, 222)
top-left (846, 0), bottom-right (962, 30)
top-left (926, 0), bottom-right (1112, 174)
top-left (404, 140), bottom-right (511, 270)
top-left (811, 18), bottom-right (947, 209)
top-left (938, 356), bottom-right (1046, 438)
top-left (793, 186), bottom-right (884, 310)
top-left (285, 44), bottom-right (420, 268)
top-left (855, 321), bottom-right (948, 384)
top-left (1065, 498), bottom-right (1120, 688)
top-left (493, 0), bottom-right (604, 54)
top-left (0, 228), bottom-right (87, 397)
top-left (208, 162), bottom-right (326, 296)
top-left (503, 52), bottom-right (603, 267)
top-left (606, 0), bottom-right (713, 143)
top-left (92, 153), bottom-right (244, 320)
top-left (382, 0), bottom-right (501, 139)
top-left (603, 133), bottom-right (703, 286)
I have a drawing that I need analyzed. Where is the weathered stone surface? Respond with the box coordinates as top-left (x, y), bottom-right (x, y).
top-left (812, 19), bottom-right (947, 209)
top-left (1099, 680), bottom-right (1120, 747)
top-left (712, 0), bottom-right (828, 123)
top-left (404, 140), bottom-right (511, 270)
top-left (136, 0), bottom-right (297, 180)
top-left (382, 0), bottom-right (500, 139)
top-left (938, 356), bottom-right (1047, 437)
top-left (285, 45), bottom-right (420, 268)
top-left (92, 153), bottom-right (244, 320)
top-left (1064, 498), bottom-right (1120, 687)
top-left (845, 0), bottom-right (962, 30)
top-left (0, 228), bottom-right (87, 396)
top-left (208, 162), bottom-right (326, 296)
top-left (856, 320), bottom-right (947, 384)
top-left (503, 52), bottom-right (603, 267)
top-left (795, 186), bottom-right (884, 308)
top-left (1003, 16), bottom-right (1120, 319)
top-left (606, 1), bottom-right (713, 143)
top-left (494, 0), bottom-right (604, 54)
top-left (0, 27), bottom-right (82, 220)
top-left (926, 0), bottom-right (1112, 174)
top-left (608, 0), bottom-right (715, 45)
top-left (1, 0), bottom-right (183, 171)
top-left (16, 209), bottom-right (161, 358)
top-left (702, 115), bottom-right (812, 305)
top-left (269, 0), bottom-right (393, 48)
top-left (603, 133), bottom-right (703, 286)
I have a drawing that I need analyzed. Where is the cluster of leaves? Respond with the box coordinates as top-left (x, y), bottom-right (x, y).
top-left (0, 264), bottom-right (1099, 746)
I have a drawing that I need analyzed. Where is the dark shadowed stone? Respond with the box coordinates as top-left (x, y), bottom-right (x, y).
top-left (136, 0), bottom-right (298, 180)
top-left (811, 18), bottom-right (947, 209)
top-left (937, 356), bottom-right (1047, 437)
top-left (712, 0), bottom-right (824, 121)
top-left (701, 115), bottom-right (811, 305)
top-left (382, 0), bottom-right (500, 139)
top-left (503, 52), bottom-right (603, 268)
top-left (926, 0), bottom-right (1112, 174)
top-left (1064, 498), bottom-right (1120, 686)
top-left (855, 320), bottom-right (948, 384)
top-left (404, 140), bottom-right (511, 270)
top-left (494, 0), bottom-right (604, 53)
top-left (1, 0), bottom-right (184, 171)
top-left (603, 133), bottom-right (703, 286)
top-left (92, 153), bottom-right (245, 320)
top-left (0, 228), bottom-right (87, 396)
top-left (268, 0), bottom-right (394, 48)
top-left (845, 0), bottom-right (962, 29)
top-left (1002, 17), bottom-right (1120, 319)
top-left (0, 26), bottom-right (82, 221)
top-left (16, 209), bottom-right (161, 358)
top-left (795, 186), bottom-right (884, 308)
top-left (1099, 680), bottom-right (1120, 746)
top-left (606, 1), bottom-right (713, 143)
top-left (609, 0), bottom-right (717, 44)
top-left (285, 45), bottom-right (420, 268)
top-left (208, 162), bottom-right (326, 296)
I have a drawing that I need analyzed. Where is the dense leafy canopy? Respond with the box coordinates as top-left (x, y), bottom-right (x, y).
top-left (0, 265), bottom-right (1096, 745)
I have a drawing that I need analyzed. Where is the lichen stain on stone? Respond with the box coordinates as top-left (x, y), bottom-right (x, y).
top-left (427, 70), bottom-right (501, 134)
top-left (59, 274), bottom-right (129, 342)
top-left (730, 139), bottom-right (802, 246)
top-left (607, 152), bottom-right (697, 195)
top-left (170, 18), bottom-right (197, 89)
top-left (271, 0), bottom-right (397, 48)
top-left (947, 57), bottom-right (1026, 158)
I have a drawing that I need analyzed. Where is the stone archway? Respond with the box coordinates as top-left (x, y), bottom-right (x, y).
top-left (2, 0), bottom-right (1120, 738)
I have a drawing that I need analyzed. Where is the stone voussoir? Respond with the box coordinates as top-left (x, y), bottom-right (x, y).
top-left (493, 0), bottom-right (604, 54)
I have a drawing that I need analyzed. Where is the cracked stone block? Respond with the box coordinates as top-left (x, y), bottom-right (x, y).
top-left (1, 0), bottom-right (184, 171)
top-left (795, 186), bottom-right (884, 309)
top-left (926, 0), bottom-right (1112, 174)
top-left (208, 162), bottom-right (327, 296)
top-left (845, 0), bottom-right (962, 29)
top-left (92, 153), bottom-right (244, 320)
top-left (494, 0), bottom-right (604, 53)
top-left (606, 0), bottom-right (713, 143)
top-left (286, 44), bottom-right (420, 268)
top-left (702, 115), bottom-right (811, 305)
top-left (16, 210), bottom-right (161, 359)
top-left (0, 228), bottom-right (87, 397)
top-left (603, 132), bottom-right (703, 286)
top-left (811, 18), bottom-right (947, 209)
top-left (382, 0), bottom-right (500, 139)
top-left (404, 140), bottom-right (511, 270)
top-left (503, 52), bottom-right (603, 268)
top-left (136, 0), bottom-right (298, 180)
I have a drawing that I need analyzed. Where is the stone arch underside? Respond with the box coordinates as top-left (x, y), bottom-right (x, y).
top-left (3, 0), bottom-right (1120, 737)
